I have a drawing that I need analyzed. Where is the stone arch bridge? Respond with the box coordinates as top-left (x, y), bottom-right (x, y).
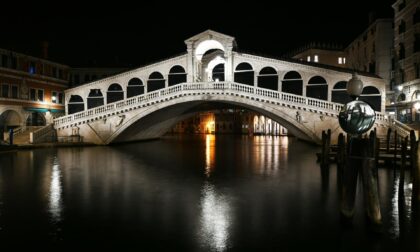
top-left (54, 30), bottom-right (397, 145)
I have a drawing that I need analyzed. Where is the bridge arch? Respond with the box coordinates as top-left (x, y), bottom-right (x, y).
top-left (234, 62), bottom-right (254, 86)
top-left (168, 65), bottom-right (187, 86)
top-left (195, 40), bottom-right (225, 61)
top-left (360, 86), bottom-right (381, 111)
top-left (127, 78), bottom-right (144, 98)
top-left (108, 94), bottom-right (319, 144)
top-left (0, 109), bottom-right (23, 130)
top-left (258, 67), bottom-right (278, 90)
top-left (147, 72), bottom-right (165, 92)
top-left (212, 63), bottom-right (225, 81)
top-left (107, 83), bottom-right (124, 104)
top-left (87, 89), bottom-right (104, 109)
top-left (282, 71), bottom-right (303, 96)
top-left (331, 81), bottom-right (351, 104)
top-left (68, 95), bottom-right (84, 114)
top-left (307, 76), bottom-right (328, 100)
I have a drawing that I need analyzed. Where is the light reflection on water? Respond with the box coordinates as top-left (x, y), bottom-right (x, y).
top-left (49, 156), bottom-right (62, 223)
top-left (205, 134), bottom-right (215, 177)
top-left (199, 182), bottom-right (231, 251)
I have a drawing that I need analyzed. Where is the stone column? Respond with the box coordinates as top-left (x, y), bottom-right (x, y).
top-left (224, 46), bottom-right (233, 82)
top-left (186, 43), bottom-right (194, 82)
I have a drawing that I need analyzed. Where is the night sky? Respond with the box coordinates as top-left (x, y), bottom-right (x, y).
top-left (2, 0), bottom-right (394, 68)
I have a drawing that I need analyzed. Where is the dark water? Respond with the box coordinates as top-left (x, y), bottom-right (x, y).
top-left (0, 135), bottom-right (419, 251)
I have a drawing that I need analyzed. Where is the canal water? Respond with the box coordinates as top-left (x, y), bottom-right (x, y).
top-left (0, 135), bottom-right (419, 251)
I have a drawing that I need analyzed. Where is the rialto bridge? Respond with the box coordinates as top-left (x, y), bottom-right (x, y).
top-left (53, 30), bottom-right (399, 145)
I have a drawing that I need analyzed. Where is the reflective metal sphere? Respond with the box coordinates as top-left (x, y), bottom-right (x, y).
top-left (347, 73), bottom-right (364, 98)
top-left (338, 100), bottom-right (375, 135)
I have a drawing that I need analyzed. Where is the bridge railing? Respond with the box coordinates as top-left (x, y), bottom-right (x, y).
top-left (54, 81), bottom-right (388, 128)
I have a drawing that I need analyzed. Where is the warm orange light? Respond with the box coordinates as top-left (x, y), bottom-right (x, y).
top-left (205, 120), bottom-right (215, 134)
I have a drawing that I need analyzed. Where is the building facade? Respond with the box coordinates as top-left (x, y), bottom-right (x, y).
top-left (289, 42), bottom-right (347, 68)
top-left (391, 0), bottom-right (420, 124)
top-left (345, 19), bottom-right (394, 93)
top-left (69, 68), bottom-right (127, 87)
top-left (0, 48), bottom-right (69, 138)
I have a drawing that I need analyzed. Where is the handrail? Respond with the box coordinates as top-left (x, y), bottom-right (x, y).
top-left (54, 81), bottom-right (388, 128)
top-left (390, 118), bottom-right (417, 139)
top-left (30, 124), bottom-right (56, 144)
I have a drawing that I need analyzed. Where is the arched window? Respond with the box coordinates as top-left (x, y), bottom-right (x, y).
top-left (282, 71), bottom-right (303, 95)
top-left (107, 83), bottom-right (124, 104)
top-left (87, 89), bottom-right (104, 109)
top-left (127, 78), bottom-right (144, 98)
top-left (147, 72), bottom-right (165, 92)
top-left (212, 63), bottom-right (225, 81)
top-left (234, 62), bottom-right (254, 86)
top-left (26, 112), bottom-right (46, 126)
top-left (331, 81), bottom-right (351, 104)
top-left (307, 76), bottom-right (328, 100)
top-left (397, 93), bottom-right (406, 102)
top-left (360, 86), bottom-right (381, 111)
top-left (399, 20), bottom-right (406, 34)
top-left (399, 43), bottom-right (405, 60)
top-left (258, 67), bottom-right (278, 90)
top-left (412, 90), bottom-right (420, 101)
top-left (68, 95), bottom-right (84, 114)
top-left (168, 65), bottom-right (187, 86)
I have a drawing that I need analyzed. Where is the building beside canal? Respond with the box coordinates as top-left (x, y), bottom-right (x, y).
top-left (0, 47), bottom-right (69, 140)
top-left (390, 0), bottom-right (420, 125)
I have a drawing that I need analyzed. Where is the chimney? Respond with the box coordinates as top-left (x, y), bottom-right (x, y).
top-left (41, 41), bottom-right (49, 59)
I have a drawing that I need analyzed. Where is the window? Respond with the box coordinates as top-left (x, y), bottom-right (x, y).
top-left (343, 57), bottom-right (346, 64)
top-left (398, 0), bottom-right (406, 11)
top-left (314, 55), bottom-right (319, 62)
top-left (37, 89), bottom-right (44, 102)
top-left (307, 56), bottom-right (311, 62)
top-left (58, 69), bottom-right (63, 79)
top-left (11, 85), bottom-right (18, 98)
top-left (414, 8), bottom-right (420, 24)
top-left (74, 74), bottom-right (80, 84)
top-left (58, 92), bottom-right (63, 104)
top-left (399, 20), bottom-right (406, 34)
top-left (414, 34), bottom-right (420, 53)
top-left (29, 61), bottom-right (36, 74)
top-left (52, 91), bottom-right (57, 103)
top-left (10, 56), bottom-right (17, 69)
top-left (1, 84), bottom-right (9, 98)
top-left (1, 55), bottom-right (8, 67)
top-left (30, 88), bottom-right (36, 101)
top-left (399, 43), bottom-right (406, 59)
top-left (338, 57), bottom-right (343, 64)
top-left (52, 67), bottom-right (57, 78)
top-left (416, 63), bottom-right (420, 79)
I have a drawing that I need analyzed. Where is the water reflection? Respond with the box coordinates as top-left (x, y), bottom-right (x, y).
top-left (253, 136), bottom-right (288, 175)
top-left (205, 134), bottom-right (215, 177)
top-left (390, 172), bottom-right (413, 239)
top-left (49, 156), bottom-right (62, 222)
top-left (199, 182), bottom-right (231, 251)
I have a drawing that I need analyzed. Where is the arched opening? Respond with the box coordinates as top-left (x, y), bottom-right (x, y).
top-left (331, 81), bottom-right (351, 104)
top-left (127, 78), bottom-right (144, 98)
top-left (282, 71), bottom-right (303, 95)
top-left (399, 20), bottom-right (406, 34)
top-left (412, 90), bottom-right (420, 101)
top-left (258, 67), bottom-right (278, 90)
top-left (168, 65), bottom-right (187, 86)
top-left (212, 63), bottom-right (225, 81)
top-left (360, 86), bottom-right (381, 111)
top-left (397, 93), bottom-right (406, 102)
top-left (147, 72), bottom-right (165, 92)
top-left (68, 95), bottom-right (84, 114)
top-left (0, 110), bottom-right (22, 132)
top-left (307, 76), bottom-right (328, 100)
top-left (87, 89), bottom-right (104, 109)
top-left (107, 83), bottom-right (124, 104)
top-left (26, 112), bottom-right (46, 126)
top-left (195, 40), bottom-right (225, 61)
top-left (234, 62), bottom-right (254, 86)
